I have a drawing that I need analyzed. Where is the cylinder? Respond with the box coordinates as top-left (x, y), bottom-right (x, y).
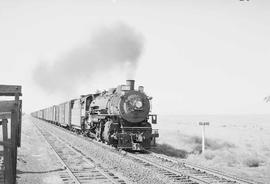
top-left (126, 80), bottom-right (135, 90)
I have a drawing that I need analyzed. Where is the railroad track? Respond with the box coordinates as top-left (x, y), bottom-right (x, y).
top-left (33, 117), bottom-right (260, 184)
top-left (128, 152), bottom-right (260, 184)
top-left (34, 122), bottom-right (127, 184)
top-left (146, 151), bottom-right (261, 184)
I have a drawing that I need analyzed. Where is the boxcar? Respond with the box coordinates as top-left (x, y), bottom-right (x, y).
top-left (59, 101), bottom-right (72, 127)
top-left (44, 108), bottom-right (48, 120)
top-left (45, 107), bottom-right (53, 122)
top-left (52, 105), bottom-right (59, 123)
top-left (49, 106), bottom-right (54, 122)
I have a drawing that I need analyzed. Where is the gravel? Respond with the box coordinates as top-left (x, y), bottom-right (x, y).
top-left (34, 117), bottom-right (174, 184)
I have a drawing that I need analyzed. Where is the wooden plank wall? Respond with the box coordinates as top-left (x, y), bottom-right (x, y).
top-left (0, 85), bottom-right (22, 184)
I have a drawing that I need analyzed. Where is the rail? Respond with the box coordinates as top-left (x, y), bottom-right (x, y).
top-left (146, 150), bottom-right (260, 184)
top-left (33, 117), bottom-right (259, 184)
top-left (34, 120), bottom-right (127, 184)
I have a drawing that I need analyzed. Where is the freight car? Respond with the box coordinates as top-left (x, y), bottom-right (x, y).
top-left (32, 80), bottom-right (158, 150)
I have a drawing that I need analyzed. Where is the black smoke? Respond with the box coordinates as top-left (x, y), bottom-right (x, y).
top-left (33, 23), bottom-right (144, 94)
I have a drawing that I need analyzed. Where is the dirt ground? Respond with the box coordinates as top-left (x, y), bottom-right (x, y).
top-left (15, 115), bottom-right (168, 184)
top-left (16, 115), bottom-right (65, 184)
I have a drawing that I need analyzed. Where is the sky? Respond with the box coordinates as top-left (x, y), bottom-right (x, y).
top-left (1, 0), bottom-right (270, 115)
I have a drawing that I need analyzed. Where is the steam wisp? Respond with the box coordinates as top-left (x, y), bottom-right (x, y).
top-left (33, 23), bottom-right (144, 94)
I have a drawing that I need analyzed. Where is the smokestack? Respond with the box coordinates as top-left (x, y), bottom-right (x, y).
top-left (126, 80), bottom-right (135, 90)
top-left (138, 86), bottom-right (144, 93)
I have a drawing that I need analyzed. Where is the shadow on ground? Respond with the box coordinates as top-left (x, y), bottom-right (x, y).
top-left (17, 168), bottom-right (66, 175)
top-left (150, 143), bottom-right (188, 158)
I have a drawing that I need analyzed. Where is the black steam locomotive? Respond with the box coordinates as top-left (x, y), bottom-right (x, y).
top-left (32, 80), bottom-right (159, 150)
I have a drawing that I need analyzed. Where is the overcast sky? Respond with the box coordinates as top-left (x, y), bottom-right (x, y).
top-left (1, 0), bottom-right (270, 115)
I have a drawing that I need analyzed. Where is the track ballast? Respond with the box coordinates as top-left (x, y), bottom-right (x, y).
top-left (35, 122), bottom-right (127, 184)
top-left (34, 117), bottom-right (260, 184)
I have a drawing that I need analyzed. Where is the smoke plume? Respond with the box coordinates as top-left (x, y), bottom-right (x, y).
top-left (33, 23), bottom-right (144, 94)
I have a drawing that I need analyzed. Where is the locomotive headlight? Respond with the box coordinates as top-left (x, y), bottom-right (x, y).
top-left (135, 100), bottom-right (143, 109)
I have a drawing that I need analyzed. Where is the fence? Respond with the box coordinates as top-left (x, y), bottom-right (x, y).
top-left (0, 85), bottom-right (22, 184)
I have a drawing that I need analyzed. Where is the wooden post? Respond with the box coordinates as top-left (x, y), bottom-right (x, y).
top-left (12, 93), bottom-right (20, 180)
top-left (11, 109), bottom-right (17, 184)
top-left (198, 122), bottom-right (210, 154)
top-left (2, 119), bottom-right (11, 184)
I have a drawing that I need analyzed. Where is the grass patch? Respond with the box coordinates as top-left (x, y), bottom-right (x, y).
top-left (151, 143), bottom-right (188, 158)
top-left (243, 157), bottom-right (262, 167)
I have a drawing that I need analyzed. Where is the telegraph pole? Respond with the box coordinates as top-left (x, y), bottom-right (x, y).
top-left (198, 122), bottom-right (210, 154)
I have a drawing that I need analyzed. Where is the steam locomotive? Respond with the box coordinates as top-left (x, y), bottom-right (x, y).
top-left (32, 80), bottom-right (159, 150)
